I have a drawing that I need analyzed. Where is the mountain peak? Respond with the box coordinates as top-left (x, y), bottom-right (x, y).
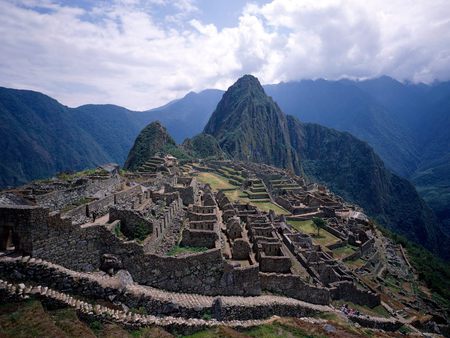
top-left (124, 121), bottom-right (177, 170)
top-left (228, 74), bottom-right (265, 96)
top-left (203, 75), bottom-right (298, 170)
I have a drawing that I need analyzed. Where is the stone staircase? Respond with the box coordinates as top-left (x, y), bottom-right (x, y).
top-left (137, 157), bottom-right (166, 175)
top-left (0, 278), bottom-right (270, 332)
top-left (0, 253), bottom-right (403, 332)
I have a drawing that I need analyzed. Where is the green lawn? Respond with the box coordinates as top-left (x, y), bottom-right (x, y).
top-left (289, 220), bottom-right (339, 247)
top-left (197, 171), bottom-right (289, 216)
top-left (345, 258), bottom-right (366, 270)
top-left (224, 190), bottom-right (290, 215)
top-left (252, 201), bottom-right (290, 215)
top-left (182, 322), bottom-right (325, 338)
top-left (224, 189), bottom-right (250, 202)
top-left (196, 172), bottom-right (238, 190)
top-left (332, 245), bottom-right (357, 259)
top-left (166, 245), bottom-right (209, 256)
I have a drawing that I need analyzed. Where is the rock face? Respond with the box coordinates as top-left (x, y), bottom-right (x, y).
top-left (203, 75), bottom-right (448, 259)
top-left (124, 121), bottom-right (182, 171)
top-left (204, 75), bottom-right (300, 172)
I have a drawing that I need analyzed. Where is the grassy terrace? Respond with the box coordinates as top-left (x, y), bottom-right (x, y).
top-left (345, 258), bottom-right (366, 270)
top-left (166, 245), bottom-right (209, 256)
top-left (289, 220), bottom-right (340, 247)
top-left (252, 201), bottom-right (290, 215)
top-left (196, 172), bottom-right (290, 215)
top-left (196, 172), bottom-right (238, 190)
top-left (332, 244), bottom-right (357, 259)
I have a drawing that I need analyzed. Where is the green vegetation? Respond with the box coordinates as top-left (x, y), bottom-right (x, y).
top-left (289, 220), bottom-right (339, 247)
top-left (196, 172), bottom-right (238, 190)
top-left (201, 74), bottom-right (448, 259)
top-left (166, 245), bottom-right (208, 256)
top-left (380, 226), bottom-right (450, 306)
top-left (251, 201), bottom-right (290, 215)
top-left (124, 121), bottom-right (190, 171)
top-left (182, 320), bottom-right (331, 338)
top-left (196, 170), bottom-right (290, 215)
top-left (223, 189), bottom-right (248, 202)
top-left (0, 300), bottom-right (69, 337)
top-left (114, 222), bottom-right (123, 238)
top-left (133, 222), bottom-right (151, 242)
top-left (345, 258), bottom-right (366, 269)
top-left (332, 245), bottom-right (357, 259)
top-left (89, 320), bottom-right (103, 335)
top-left (57, 168), bottom-right (108, 181)
top-left (182, 133), bottom-right (225, 159)
top-left (243, 322), bottom-right (324, 338)
top-left (312, 217), bottom-right (326, 236)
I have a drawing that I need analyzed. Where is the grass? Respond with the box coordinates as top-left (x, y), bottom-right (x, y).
top-left (224, 190), bottom-right (290, 215)
top-left (224, 189), bottom-right (250, 202)
top-left (252, 201), bottom-right (290, 215)
top-left (197, 170), bottom-right (290, 216)
top-left (57, 168), bottom-right (108, 181)
top-left (182, 322), bottom-right (327, 338)
top-left (332, 245), bottom-right (357, 259)
top-left (166, 245), bottom-right (209, 256)
top-left (114, 222), bottom-right (123, 238)
top-left (244, 322), bottom-right (324, 338)
top-left (196, 172), bottom-right (238, 190)
top-left (0, 300), bottom-right (72, 337)
top-left (289, 220), bottom-right (339, 247)
top-left (345, 258), bottom-right (366, 269)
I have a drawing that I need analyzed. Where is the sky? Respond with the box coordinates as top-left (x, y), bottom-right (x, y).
top-left (0, 0), bottom-right (450, 110)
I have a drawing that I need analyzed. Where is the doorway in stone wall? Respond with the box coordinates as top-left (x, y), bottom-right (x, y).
top-left (0, 226), bottom-right (18, 251)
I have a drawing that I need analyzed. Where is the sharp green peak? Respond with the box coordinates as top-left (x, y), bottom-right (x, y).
top-left (203, 74), bottom-right (298, 171)
top-left (124, 121), bottom-right (178, 171)
top-left (201, 75), bottom-right (449, 259)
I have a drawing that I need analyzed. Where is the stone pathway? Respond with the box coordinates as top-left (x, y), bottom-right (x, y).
top-left (0, 253), bottom-right (403, 332)
top-left (0, 253), bottom-right (328, 312)
top-left (0, 278), bottom-right (271, 330)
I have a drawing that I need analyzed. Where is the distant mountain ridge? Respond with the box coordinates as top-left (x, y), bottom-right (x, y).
top-left (203, 75), bottom-right (449, 259)
top-left (0, 76), bottom-right (449, 231)
top-left (0, 87), bottom-right (220, 187)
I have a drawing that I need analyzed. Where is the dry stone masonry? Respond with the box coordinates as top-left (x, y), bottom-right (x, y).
top-left (0, 159), bottom-right (434, 334)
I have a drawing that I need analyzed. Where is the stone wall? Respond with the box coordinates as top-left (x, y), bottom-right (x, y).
top-left (348, 315), bottom-right (402, 331)
top-left (360, 238), bottom-right (375, 256)
top-left (64, 185), bottom-right (143, 221)
top-left (165, 178), bottom-right (198, 206)
top-left (0, 205), bottom-right (50, 253)
top-left (329, 281), bottom-right (380, 307)
top-left (109, 207), bottom-right (153, 240)
top-left (323, 225), bottom-right (346, 240)
top-left (259, 273), bottom-right (330, 305)
top-left (125, 249), bottom-right (261, 296)
top-left (180, 228), bottom-right (218, 249)
top-left (212, 297), bottom-right (322, 321)
top-left (35, 176), bottom-right (121, 211)
top-left (0, 257), bottom-right (209, 318)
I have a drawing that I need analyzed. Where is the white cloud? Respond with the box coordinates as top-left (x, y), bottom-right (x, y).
top-left (0, 0), bottom-right (449, 109)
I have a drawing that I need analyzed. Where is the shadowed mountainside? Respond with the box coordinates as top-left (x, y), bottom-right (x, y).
top-left (203, 75), bottom-right (449, 259)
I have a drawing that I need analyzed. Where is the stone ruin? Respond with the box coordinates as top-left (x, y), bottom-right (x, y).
top-left (1, 157), bottom-right (424, 332)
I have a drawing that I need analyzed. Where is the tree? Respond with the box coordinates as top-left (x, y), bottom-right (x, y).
top-left (312, 217), bottom-right (326, 236)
